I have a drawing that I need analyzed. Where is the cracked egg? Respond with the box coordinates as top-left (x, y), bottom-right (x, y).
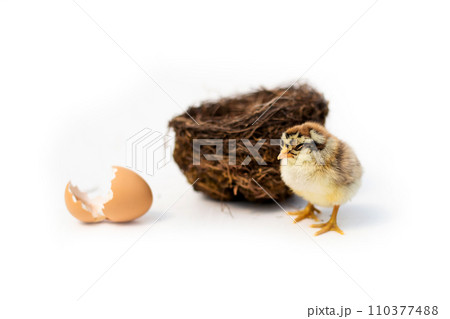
top-left (65, 166), bottom-right (153, 223)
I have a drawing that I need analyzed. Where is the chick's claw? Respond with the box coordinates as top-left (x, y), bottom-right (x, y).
top-left (287, 203), bottom-right (320, 223)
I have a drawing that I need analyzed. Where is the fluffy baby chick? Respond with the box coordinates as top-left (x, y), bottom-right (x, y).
top-left (278, 122), bottom-right (362, 236)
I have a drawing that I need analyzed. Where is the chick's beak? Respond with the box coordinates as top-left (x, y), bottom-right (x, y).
top-left (277, 148), bottom-right (294, 160)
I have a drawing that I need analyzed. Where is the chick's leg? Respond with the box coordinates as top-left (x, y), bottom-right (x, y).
top-left (310, 205), bottom-right (344, 236)
top-left (287, 202), bottom-right (321, 223)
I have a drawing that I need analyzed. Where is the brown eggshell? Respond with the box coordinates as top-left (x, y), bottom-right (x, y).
top-left (103, 166), bottom-right (153, 222)
top-left (64, 184), bottom-right (106, 223)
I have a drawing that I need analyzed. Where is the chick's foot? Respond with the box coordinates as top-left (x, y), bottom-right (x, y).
top-left (287, 203), bottom-right (321, 223)
top-left (310, 205), bottom-right (344, 236)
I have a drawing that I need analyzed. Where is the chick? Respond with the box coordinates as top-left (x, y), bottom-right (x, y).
top-left (278, 122), bottom-right (362, 235)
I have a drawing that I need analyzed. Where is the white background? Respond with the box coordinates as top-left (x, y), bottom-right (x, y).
top-left (1, 0), bottom-right (449, 318)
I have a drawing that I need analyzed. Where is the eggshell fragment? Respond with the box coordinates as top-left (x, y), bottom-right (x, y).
top-left (103, 166), bottom-right (153, 222)
top-left (64, 166), bottom-right (153, 223)
top-left (64, 184), bottom-right (106, 223)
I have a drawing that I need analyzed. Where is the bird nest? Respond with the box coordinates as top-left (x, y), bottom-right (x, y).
top-left (168, 84), bottom-right (329, 202)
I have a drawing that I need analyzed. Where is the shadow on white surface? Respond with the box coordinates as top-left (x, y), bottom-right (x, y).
top-left (338, 203), bottom-right (388, 230)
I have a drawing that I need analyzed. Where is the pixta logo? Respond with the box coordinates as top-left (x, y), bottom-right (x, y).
top-left (126, 128), bottom-right (173, 176)
top-left (192, 138), bottom-right (325, 166)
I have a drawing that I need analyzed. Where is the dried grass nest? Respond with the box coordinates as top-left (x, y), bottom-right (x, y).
top-left (168, 84), bottom-right (329, 202)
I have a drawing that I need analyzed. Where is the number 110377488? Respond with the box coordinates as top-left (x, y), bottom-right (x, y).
top-left (368, 306), bottom-right (438, 316)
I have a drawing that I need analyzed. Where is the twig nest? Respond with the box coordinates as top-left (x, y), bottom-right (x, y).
top-left (168, 84), bottom-right (329, 202)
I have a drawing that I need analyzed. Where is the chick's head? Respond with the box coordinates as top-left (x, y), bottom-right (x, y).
top-left (277, 122), bottom-right (330, 164)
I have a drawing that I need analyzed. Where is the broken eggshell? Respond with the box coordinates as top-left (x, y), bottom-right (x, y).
top-left (65, 166), bottom-right (153, 223)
